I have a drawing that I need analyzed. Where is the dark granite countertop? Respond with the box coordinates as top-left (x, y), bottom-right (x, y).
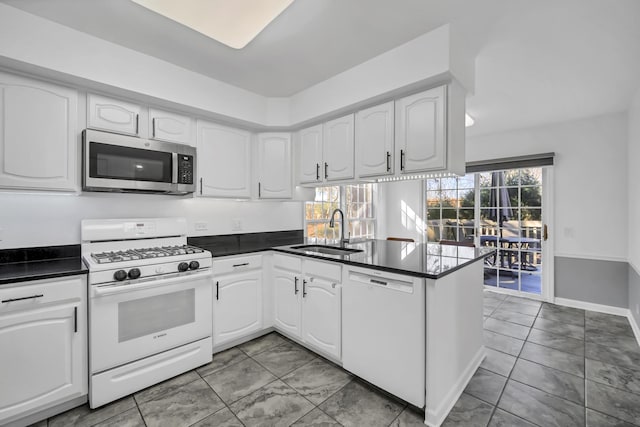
top-left (188, 230), bottom-right (303, 258)
top-left (0, 257), bottom-right (88, 286)
top-left (274, 239), bottom-right (494, 279)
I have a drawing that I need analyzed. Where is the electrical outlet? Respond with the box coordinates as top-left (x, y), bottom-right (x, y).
top-left (195, 222), bottom-right (208, 231)
top-left (232, 219), bottom-right (242, 231)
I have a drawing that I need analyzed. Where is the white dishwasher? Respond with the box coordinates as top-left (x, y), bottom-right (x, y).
top-left (342, 266), bottom-right (425, 407)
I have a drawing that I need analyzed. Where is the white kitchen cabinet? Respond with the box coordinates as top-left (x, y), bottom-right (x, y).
top-left (395, 86), bottom-right (446, 173)
top-left (149, 108), bottom-right (192, 145)
top-left (197, 120), bottom-right (251, 198)
top-left (88, 93), bottom-right (141, 136)
top-left (298, 124), bottom-right (323, 184)
top-left (302, 275), bottom-right (341, 359)
top-left (323, 114), bottom-right (355, 181)
top-left (272, 254), bottom-right (342, 360)
top-left (0, 276), bottom-right (87, 426)
top-left (213, 256), bottom-right (263, 347)
top-left (257, 133), bottom-right (292, 199)
top-left (356, 101), bottom-right (395, 178)
top-left (0, 72), bottom-right (78, 192)
top-left (272, 267), bottom-right (302, 338)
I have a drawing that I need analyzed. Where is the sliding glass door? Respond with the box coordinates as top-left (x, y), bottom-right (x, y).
top-left (426, 167), bottom-right (548, 296)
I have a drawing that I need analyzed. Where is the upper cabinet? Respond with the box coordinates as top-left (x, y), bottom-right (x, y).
top-left (355, 101), bottom-right (394, 178)
top-left (323, 114), bottom-right (355, 181)
top-left (197, 120), bottom-right (251, 198)
top-left (0, 72), bottom-right (78, 192)
top-left (87, 94), bottom-right (141, 136)
top-left (299, 124), bottom-right (323, 184)
top-left (395, 86), bottom-right (446, 174)
top-left (257, 133), bottom-right (292, 199)
top-left (298, 114), bottom-right (355, 185)
top-left (149, 108), bottom-right (192, 145)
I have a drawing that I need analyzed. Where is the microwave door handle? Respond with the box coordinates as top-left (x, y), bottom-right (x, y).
top-left (171, 153), bottom-right (179, 183)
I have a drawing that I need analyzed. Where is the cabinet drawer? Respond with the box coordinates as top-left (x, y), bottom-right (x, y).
top-left (273, 254), bottom-right (302, 272)
top-left (304, 259), bottom-right (341, 282)
top-left (0, 276), bottom-right (85, 313)
top-left (213, 254), bottom-right (262, 276)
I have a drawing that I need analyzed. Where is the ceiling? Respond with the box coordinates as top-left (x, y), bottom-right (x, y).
top-left (3, 0), bottom-right (640, 136)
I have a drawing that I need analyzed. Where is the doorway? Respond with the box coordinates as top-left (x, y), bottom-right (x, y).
top-left (426, 167), bottom-right (551, 298)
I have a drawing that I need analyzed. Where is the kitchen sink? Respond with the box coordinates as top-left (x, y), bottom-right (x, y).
top-left (290, 245), bottom-right (363, 256)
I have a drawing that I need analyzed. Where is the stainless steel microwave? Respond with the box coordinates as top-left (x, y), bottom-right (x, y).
top-left (83, 129), bottom-right (196, 195)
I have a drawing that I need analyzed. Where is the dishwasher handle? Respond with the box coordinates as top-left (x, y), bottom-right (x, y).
top-left (348, 271), bottom-right (414, 293)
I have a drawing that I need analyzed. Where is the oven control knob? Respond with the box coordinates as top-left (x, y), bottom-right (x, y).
top-left (178, 262), bottom-right (189, 272)
top-left (128, 268), bottom-right (141, 279)
top-left (189, 261), bottom-right (200, 270)
top-left (114, 270), bottom-right (127, 281)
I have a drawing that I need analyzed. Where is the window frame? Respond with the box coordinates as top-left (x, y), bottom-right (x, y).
top-left (304, 183), bottom-right (377, 241)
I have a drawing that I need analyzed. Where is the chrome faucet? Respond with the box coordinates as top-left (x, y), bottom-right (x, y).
top-left (329, 208), bottom-right (349, 246)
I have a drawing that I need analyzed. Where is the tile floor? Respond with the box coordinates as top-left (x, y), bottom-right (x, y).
top-left (32, 290), bottom-right (640, 427)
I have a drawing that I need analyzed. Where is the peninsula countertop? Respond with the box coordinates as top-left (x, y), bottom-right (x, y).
top-left (273, 239), bottom-right (493, 279)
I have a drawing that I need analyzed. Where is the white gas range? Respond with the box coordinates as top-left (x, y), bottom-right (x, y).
top-left (81, 218), bottom-right (213, 408)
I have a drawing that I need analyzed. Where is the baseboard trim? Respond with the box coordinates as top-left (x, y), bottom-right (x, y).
top-left (553, 297), bottom-right (629, 317)
top-left (424, 346), bottom-right (486, 427)
top-left (628, 311), bottom-right (640, 348)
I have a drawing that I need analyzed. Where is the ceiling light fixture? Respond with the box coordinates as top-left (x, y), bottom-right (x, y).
top-left (130, 0), bottom-right (295, 49)
top-left (465, 113), bottom-right (475, 127)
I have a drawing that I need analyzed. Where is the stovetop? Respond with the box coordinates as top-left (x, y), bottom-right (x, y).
top-left (90, 245), bottom-right (206, 264)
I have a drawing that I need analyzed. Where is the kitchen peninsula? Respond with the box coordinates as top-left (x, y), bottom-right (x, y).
top-left (273, 239), bottom-right (489, 426)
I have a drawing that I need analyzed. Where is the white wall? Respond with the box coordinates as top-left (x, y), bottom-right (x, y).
top-left (467, 112), bottom-right (628, 262)
top-left (629, 90), bottom-right (640, 270)
top-left (377, 180), bottom-right (425, 243)
top-left (0, 192), bottom-right (303, 249)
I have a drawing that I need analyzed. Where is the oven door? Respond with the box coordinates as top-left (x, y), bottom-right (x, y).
top-left (89, 270), bottom-right (212, 373)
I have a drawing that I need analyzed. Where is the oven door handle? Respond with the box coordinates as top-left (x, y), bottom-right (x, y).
top-left (92, 269), bottom-right (212, 297)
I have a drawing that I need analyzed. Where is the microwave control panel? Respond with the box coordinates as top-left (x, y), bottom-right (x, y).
top-left (177, 155), bottom-right (194, 184)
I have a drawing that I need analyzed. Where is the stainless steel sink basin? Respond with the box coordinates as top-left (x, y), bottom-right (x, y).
top-left (290, 245), bottom-right (363, 256)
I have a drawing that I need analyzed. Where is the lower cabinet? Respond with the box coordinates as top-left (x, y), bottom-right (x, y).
top-left (272, 254), bottom-right (342, 360)
top-left (213, 255), bottom-right (263, 347)
top-left (0, 276), bottom-right (87, 425)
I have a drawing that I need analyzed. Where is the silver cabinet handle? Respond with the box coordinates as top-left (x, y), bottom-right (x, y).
top-left (324, 162), bottom-right (328, 179)
top-left (200, 178), bottom-right (203, 195)
top-left (232, 263), bottom-right (249, 268)
top-left (302, 279), bottom-right (307, 297)
top-left (258, 182), bottom-right (261, 198)
top-left (294, 276), bottom-right (299, 294)
top-left (74, 306), bottom-right (78, 333)
top-left (216, 281), bottom-right (219, 300)
top-left (135, 114), bottom-right (139, 135)
top-left (386, 151), bottom-right (391, 172)
top-left (2, 294), bottom-right (43, 303)
top-left (400, 149), bottom-right (405, 171)
top-left (316, 163), bottom-right (320, 180)
top-left (152, 117), bottom-right (156, 138)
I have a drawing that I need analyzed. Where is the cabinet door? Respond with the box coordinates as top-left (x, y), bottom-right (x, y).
top-left (197, 121), bottom-right (251, 198)
top-left (0, 73), bottom-right (78, 191)
top-left (302, 276), bottom-right (341, 360)
top-left (299, 125), bottom-right (323, 184)
top-left (0, 303), bottom-right (84, 422)
top-left (149, 108), bottom-right (192, 145)
top-left (323, 114), bottom-right (354, 181)
top-left (257, 133), bottom-right (292, 199)
top-left (272, 268), bottom-right (302, 338)
top-left (213, 270), bottom-right (262, 346)
top-left (356, 102), bottom-right (394, 178)
top-left (395, 86), bottom-right (446, 173)
top-left (87, 94), bottom-right (141, 136)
